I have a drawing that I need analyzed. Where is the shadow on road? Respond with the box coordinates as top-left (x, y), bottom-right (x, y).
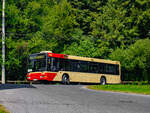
top-left (34, 81), bottom-right (100, 85)
top-left (0, 84), bottom-right (36, 90)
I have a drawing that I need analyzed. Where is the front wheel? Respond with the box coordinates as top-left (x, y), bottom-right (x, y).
top-left (62, 75), bottom-right (70, 85)
top-left (100, 77), bottom-right (106, 85)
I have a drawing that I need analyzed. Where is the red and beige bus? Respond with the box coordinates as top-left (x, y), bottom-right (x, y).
top-left (27, 51), bottom-right (121, 85)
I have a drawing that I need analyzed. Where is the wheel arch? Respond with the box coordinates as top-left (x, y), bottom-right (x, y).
top-left (100, 75), bottom-right (107, 85)
top-left (62, 73), bottom-right (69, 79)
top-left (100, 76), bottom-right (106, 80)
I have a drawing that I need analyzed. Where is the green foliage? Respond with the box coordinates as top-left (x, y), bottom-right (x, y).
top-left (5, 38), bottom-right (27, 80)
top-left (0, 0), bottom-right (149, 81)
top-left (63, 36), bottom-right (97, 57)
top-left (28, 32), bottom-right (57, 53)
top-left (110, 39), bottom-right (150, 81)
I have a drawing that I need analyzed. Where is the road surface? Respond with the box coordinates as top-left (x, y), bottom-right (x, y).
top-left (0, 84), bottom-right (150, 113)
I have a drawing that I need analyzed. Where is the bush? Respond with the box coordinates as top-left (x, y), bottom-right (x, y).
top-left (110, 39), bottom-right (150, 81)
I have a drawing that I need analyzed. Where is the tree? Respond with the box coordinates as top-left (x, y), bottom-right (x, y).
top-left (41, 0), bottom-right (77, 52)
top-left (110, 39), bottom-right (150, 81)
top-left (0, 0), bottom-right (149, 81)
top-left (63, 35), bottom-right (98, 58)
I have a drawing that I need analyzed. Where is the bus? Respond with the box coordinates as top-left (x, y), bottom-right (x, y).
top-left (27, 51), bottom-right (121, 85)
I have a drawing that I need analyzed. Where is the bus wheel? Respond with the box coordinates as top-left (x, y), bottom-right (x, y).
top-left (100, 77), bottom-right (106, 85)
top-left (62, 74), bottom-right (70, 85)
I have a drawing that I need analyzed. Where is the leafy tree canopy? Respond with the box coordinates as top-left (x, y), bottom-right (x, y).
top-left (0, 0), bottom-right (149, 81)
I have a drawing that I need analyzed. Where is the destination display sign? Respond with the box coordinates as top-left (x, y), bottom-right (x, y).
top-left (29, 54), bottom-right (45, 60)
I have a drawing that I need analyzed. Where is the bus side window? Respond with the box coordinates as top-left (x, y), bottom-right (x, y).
top-left (99, 63), bottom-right (104, 74)
top-left (89, 62), bottom-right (99, 73)
top-left (80, 61), bottom-right (89, 72)
top-left (105, 64), bottom-right (113, 74)
top-left (112, 64), bottom-right (116, 75)
top-left (47, 58), bottom-right (51, 71)
top-left (63, 59), bottom-right (70, 71)
top-left (48, 58), bottom-right (60, 72)
top-left (103, 63), bottom-right (107, 74)
top-left (59, 58), bottom-right (65, 71)
top-left (108, 64), bottom-right (114, 74)
top-left (116, 65), bottom-right (119, 75)
top-left (70, 60), bottom-right (78, 72)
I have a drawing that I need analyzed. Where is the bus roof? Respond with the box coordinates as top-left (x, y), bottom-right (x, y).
top-left (30, 52), bottom-right (120, 65)
top-left (66, 55), bottom-right (120, 65)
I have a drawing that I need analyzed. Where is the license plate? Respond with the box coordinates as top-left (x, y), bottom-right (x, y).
top-left (33, 79), bottom-right (38, 81)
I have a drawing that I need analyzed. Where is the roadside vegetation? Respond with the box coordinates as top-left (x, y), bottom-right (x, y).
top-left (0, 0), bottom-right (149, 81)
top-left (88, 83), bottom-right (150, 95)
top-left (0, 105), bottom-right (10, 113)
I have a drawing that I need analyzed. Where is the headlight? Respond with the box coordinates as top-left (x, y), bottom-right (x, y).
top-left (28, 69), bottom-right (32, 72)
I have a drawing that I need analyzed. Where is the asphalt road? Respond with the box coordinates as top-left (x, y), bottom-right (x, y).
top-left (0, 84), bottom-right (150, 113)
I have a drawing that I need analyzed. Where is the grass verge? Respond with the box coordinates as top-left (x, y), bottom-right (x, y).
top-left (88, 84), bottom-right (150, 95)
top-left (0, 105), bottom-right (10, 113)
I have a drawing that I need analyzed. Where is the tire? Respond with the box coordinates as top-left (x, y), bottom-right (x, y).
top-left (62, 74), bottom-right (70, 85)
top-left (100, 77), bottom-right (106, 85)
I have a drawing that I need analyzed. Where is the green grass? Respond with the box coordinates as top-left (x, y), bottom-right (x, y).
top-left (88, 84), bottom-right (150, 95)
top-left (0, 105), bottom-right (10, 113)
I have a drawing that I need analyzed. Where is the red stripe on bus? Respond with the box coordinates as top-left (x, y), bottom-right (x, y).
top-left (44, 72), bottom-right (57, 81)
top-left (27, 72), bottom-right (57, 81)
top-left (48, 53), bottom-right (67, 59)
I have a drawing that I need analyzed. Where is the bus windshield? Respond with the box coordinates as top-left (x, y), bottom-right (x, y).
top-left (28, 54), bottom-right (47, 72)
top-left (28, 54), bottom-right (63, 72)
top-left (28, 59), bottom-right (46, 72)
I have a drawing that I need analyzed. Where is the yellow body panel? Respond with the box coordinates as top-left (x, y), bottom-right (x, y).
top-left (53, 71), bottom-right (121, 84)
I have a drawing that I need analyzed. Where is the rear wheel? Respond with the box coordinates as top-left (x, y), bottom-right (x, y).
top-left (62, 74), bottom-right (70, 85)
top-left (100, 77), bottom-right (106, 85)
